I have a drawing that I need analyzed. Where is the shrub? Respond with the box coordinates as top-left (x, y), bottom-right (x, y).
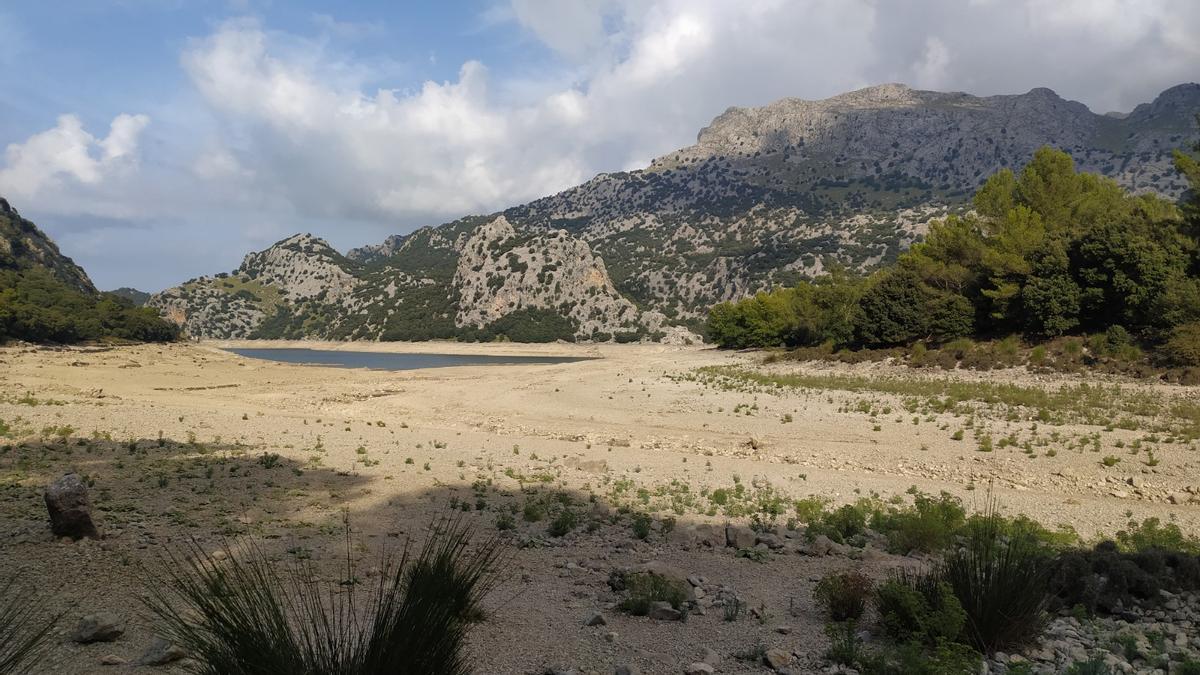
top-left (1162, 322), bottom-right (1200, 366)
top-left (825, 620), bottom-right (862, 666)
top-left (1115, 517), bottom-right (1200, 554)
top-left (814, 571), bottom-right (874, 621)
top-left (873, 491), bottom-right (966, 554)
top-left (875, 570), bottom-right (966, 646)
top-left (630, 512), bottom-right (652, 540)
top-left (0, 576), bottom-right (61, 674)
top-left (617, 572), bottom-right (689, 616)
top-left (142, 518), bottom-right (501, 675)
top-left (808, 500), bottom-right (877, 544)
top-left (854, 639), bottom-right (980, 675)
top-left (547, 509), bottom-right (578, 537)
top-left (940, 509), bottom-right (1051, 654)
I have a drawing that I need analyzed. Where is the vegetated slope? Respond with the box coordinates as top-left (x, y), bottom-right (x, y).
top-left (150, 83), bottom-right (1200, 342)
top-left (0, 198), bottom-right (179, 343)
top-left (0, 198), bottom-right (95, 294)
top-left (108, 287), bottom-right (151, 306)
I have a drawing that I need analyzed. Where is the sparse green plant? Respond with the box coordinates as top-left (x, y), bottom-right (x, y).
top-left (142, 518), bottom-right (501, 675)
top-left (814, 571), bottom-right (873, 621)
top-left (0, 575), bottom-right (61, 674)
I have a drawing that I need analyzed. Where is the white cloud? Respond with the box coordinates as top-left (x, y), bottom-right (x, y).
top-left (0, 113), bottom-right (149, 212)
top-left (5, 0), bottom-right (1199, 291)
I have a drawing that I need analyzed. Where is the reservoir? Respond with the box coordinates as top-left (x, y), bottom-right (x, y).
top-left (223, 347), bottom-right (594, 371)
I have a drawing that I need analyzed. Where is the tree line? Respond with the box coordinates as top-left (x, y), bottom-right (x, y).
top-left (708, 143), bottom-right (1200, 364)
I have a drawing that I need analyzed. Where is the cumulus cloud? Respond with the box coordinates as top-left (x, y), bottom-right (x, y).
top-left (4, 0), bottom-right (1199, 291)
top-left (0, 113), bottom-right (149, 214)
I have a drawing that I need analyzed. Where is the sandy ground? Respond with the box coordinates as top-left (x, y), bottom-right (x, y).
top-left (1, 340), bottom-right (1198, 674)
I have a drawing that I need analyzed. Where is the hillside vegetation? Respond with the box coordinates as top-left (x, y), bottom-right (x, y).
top-left (708, 143), bottom-right (1200, 370)
top-left (0, 200), bottom-right (179, 344)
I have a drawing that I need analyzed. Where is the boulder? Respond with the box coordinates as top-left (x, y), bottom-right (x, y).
top-left (72, 612), bottom-right (124, 643)
top-left (627, 561), bottom-right (695, 601)
top-left (765, 647), bottom-right (793, 671)
top-left (647, 601), bottom-right (683, 621)
top-left (725, 525), bottom-right (755, 549)
top-left (694, 524), bottom-right (726, 548)
top-left (685, 663), bottom-right (715, 675)
top-left (585, 611), bottom-right (607, 627)
top-left (44, 473), bottom-right (100, 540)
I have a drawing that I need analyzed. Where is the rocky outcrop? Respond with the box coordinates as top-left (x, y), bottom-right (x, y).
top-left (453, 216), bottom-right (646, 337)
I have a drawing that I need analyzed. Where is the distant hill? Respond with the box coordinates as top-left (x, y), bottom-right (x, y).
top-left (109, 287), bottom-right (152, 306)
top-left (149, 83), bottom-right (1200, 342)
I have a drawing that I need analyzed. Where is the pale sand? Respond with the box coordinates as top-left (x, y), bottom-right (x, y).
top-left (1, 341), bottom-right (1197, 673)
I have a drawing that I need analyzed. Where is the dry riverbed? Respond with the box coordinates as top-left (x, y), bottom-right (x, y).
top-left (1, 341), bottom-right (1198, 673)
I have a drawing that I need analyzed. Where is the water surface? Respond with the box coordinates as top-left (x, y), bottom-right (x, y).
top-left (223, 347), bottom-right (593, 371)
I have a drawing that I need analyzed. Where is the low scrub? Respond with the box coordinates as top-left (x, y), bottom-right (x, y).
top-left (814, 571), bottom-right (874, 622)
top-left (615, 572), bottom-right (689, 616)
top-left (142, 519), bottom-right (501, 675)
top-left (0, 575), bottom-right (61, 675)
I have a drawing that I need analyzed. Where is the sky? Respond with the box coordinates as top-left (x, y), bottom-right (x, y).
top-left (1, 0), bottom-right (1198, 291)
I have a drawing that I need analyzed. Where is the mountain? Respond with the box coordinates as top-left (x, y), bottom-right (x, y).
top-left (149, 83), bottom-right (1200, 342)
top-left (0, 198), bottom-right (179, 344)
top-left (0, 198), bottom-right (96, 294)
top-left (109, 287), bottom-right (151, 306)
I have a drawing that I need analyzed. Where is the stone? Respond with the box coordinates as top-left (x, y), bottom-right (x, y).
top-left (694, 524), bottom-right (726, 548)
top-left (614, 666), bottom-right (639, 675)
top-left (725, 525), bottom-right (755, 549)
top-left (99, 654), bottom-right (126, 666)
top-left (1168, 492), bottom-right (1191, 505)
top-left (585, 611), bottom-right (607, 626)
top-left (72, 612), bottom-right (124, 643)
top-left (756, 532), bottom-right (785, 549)
top-left (700, 647), bottom-right (721, 667)
top-left (804, 534), bottom-right (835, 556)
top-left (137, 637), bottom-right (186, 666)
top-left (684, 663), bottom-right (715, 675)
top-left (647, 601), bottom-right (683, 621)
top-left (44, 473), bottom-right (100, 540)
top-left (765, 648), bottom-right (792, 671)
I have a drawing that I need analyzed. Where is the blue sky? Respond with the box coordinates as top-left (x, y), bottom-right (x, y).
top-left (1, 0), bottom-right (1197, 291)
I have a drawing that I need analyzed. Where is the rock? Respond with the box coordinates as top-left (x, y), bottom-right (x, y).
top-left (775, 625), bottom-right (792, 634)
top-left (99, 654), bottom-right (126, 666)
top-left (765, 648), bottom-right (792, 671)
top-left (1168, 492), bottom-right (1191, 505)
top-left (694, 524), bottom-right (726, 548)
top-left (685, 663), bottom-right (715, 675)
top-left (585, 611), bottom-right (607, 626)
top-left (725, 525), bottom-right (755, 549)
top-left (137, 637), bottom-right (186, 666)
top-left (700, 647), bottom-right (721, 667)
top-left (72, 612), bottom-right (124, 643)
top-left (803, 534), bottom-right (835, 556)
top-left (44, 473), bottom-right (100, 540)
top-left (756, 532), bottom-right (785, 549)
top-left (614, 666), bottom-right (639, 675)
top-left (647, 601), bottom-right (683, 621)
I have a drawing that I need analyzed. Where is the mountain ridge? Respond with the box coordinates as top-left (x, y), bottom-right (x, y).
top-left (148, 82), bottom-right (1200, 342)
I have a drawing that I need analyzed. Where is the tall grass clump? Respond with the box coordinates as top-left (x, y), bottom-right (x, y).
top-left (142, 517), bottom-right (502, 675)
top-left (0, 575), bottom-right (61, 675)
top-left (940, 504), bottom-right (1051, 654)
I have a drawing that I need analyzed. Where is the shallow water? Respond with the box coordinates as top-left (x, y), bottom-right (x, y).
top-left (223, 347), bottom-right (593, 371)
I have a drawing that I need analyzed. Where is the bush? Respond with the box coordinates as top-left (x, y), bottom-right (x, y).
top-left (855, 640), bottom-right (980, 675)
top-left (875, 570), bottom-right (966, 646)
top-left (547, 509), bottom-right (578, 537)
top-left (814, 571), bottom-right (874, 621)
top-left (873, 491), bottom-right (966, 554)
top-left (142, 518), bottom-right (501, 675)
top-left (1116, 517), bottom-right (1200, 554)
top-left (0, 575), bottom-right (60, 674)
top-left (939, 509), bottom-right (1051, 654)
top-left (617, 572), bottom-right (689, 616)
top-left (807, 500), bottom-right (877, 544)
